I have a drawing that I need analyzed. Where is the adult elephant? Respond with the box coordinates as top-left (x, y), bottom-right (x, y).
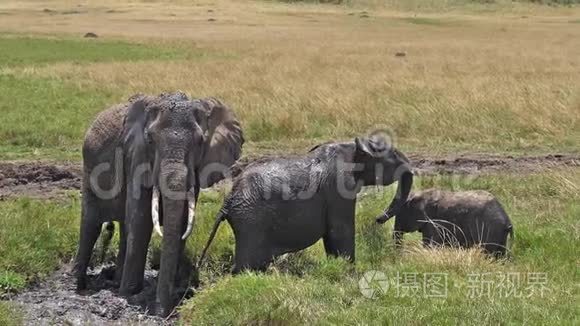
top-left (198, 133), bottom-right (413, 272)
top-left (73, 92), bottom-right (243, 317)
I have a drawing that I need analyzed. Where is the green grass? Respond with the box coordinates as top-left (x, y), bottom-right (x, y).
top-left (0, 196), bottom-right (80, 294)
top-left (0, 171), bottom-right (577, 323)
top-left (0, 36), bottom-right (211, 160)
top-left (0, 36), bottom-right (186, 67)
top-left (0, 36), bottom-right (216, 160)
top-left (0, 74), bottom-right (118, 160)
top-left (0, 36), bottom-right (229, 160)
top-left (182, 170), bottom-right (579, 324)
top-left (0, 302), bottom-right (21, 326)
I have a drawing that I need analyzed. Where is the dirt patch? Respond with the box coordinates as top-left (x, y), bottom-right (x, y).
top-left (408, 153), bottom-right (579, 175)
top-left (5, 264), bottom-right (172, 325)
top-left (0, 162), bottom-right (81, 200)
top-left (0, 154), bottom-right (578, 200)
top-left (231, 153), bottom-right (580, 177)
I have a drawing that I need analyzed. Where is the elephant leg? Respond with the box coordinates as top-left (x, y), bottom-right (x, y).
top-left (232, 255), bottom-right (272, 274)
top-left (74, 197), bottom-right (102, 291)
top-left (323, 227), bottom-right (355, 262)
top-left (422, 235), bottom-right (435, 248)
top-left (114, 221), bottom-right (127, 284)
top-left (323, 200), bottom-right (355, 262)
top-left (232, 233), bottom-right (272, 273)
top-left (171, 250), bottom-right (197, 305)
top-left (119, 188), bottom-right (153, 296)
top-left (422, 225), bottom-right (441, 248)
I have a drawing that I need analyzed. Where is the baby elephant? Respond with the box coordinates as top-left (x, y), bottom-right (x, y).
top-left (377, 189), bottom-right (513, 257)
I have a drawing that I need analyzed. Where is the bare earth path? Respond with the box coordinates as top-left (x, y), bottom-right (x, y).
top-left (1, 153), bottom-right (578, 200)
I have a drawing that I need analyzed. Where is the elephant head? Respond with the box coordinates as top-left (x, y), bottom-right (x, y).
top-left (391, 193), bottom-right (426, 246)
top-left (123, 92), bottom-right (243, 316)
top-left (350, 134), bottom-right (414, 224)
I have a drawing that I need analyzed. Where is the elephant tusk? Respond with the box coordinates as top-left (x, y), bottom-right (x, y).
top-left (182, 199), bottom-right (195, 240)
top-left (152, 187), bottom-right (163, 237)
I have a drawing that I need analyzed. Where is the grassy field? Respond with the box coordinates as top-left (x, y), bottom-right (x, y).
top-left (0, 0), bottom-right (579, 324)
top-left (0, 171), bottom-right (578, 323)
top-left (0, 0), bottom-right (579, 159)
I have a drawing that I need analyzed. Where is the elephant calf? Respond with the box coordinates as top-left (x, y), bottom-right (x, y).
top-left (377, 189), bottom-right (513, 257)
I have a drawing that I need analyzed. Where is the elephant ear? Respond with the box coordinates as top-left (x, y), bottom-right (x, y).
top-left (355, 135), bottom-right (390, 158)
top-left (122, 95), bottom-right (157, 185)
top-left (197, 97), bottom-right (244, 188)
top-left (308, 141), bottom-right (333, 152)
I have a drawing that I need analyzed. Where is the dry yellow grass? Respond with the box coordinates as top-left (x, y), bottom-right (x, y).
top-left (1, 0), bottom-right (579, 153)
top-left (403, 244), bottom-right (499, 273)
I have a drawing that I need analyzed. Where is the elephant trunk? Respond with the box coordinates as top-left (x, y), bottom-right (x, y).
top-left (155, 163), bottom-right (195, 317)
top-left (151, 189), bottom-right (195, 240)
top-left (376, 170), bottom-right (413, 224)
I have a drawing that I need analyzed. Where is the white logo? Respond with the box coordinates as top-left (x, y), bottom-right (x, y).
top-left (359, 270), bottom-right (389, 299)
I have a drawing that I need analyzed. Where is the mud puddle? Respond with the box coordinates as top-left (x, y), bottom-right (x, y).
top-left (0, 162), bottom-right (81, 200)
top-left (4, 264), bottom-right (172, 325)
top-left (1, 154), bottom-right (578, 200)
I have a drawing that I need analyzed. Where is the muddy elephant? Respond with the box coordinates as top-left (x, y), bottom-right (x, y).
top-left (377, 189), bottom-right (513, 257)
top-left (73, 92), bottom-right (243, 317)
top-left (198, 134), bottom-right (413, 272)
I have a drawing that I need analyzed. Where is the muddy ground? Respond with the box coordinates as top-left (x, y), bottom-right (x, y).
top-left (0, 162), bottom-right (81, 200)
top-left (1, 153), bottom-right (578, 200)
top-left (0, 153), bottom-right (578, 325)
top-left (6, 265), bottom-right (170, 325)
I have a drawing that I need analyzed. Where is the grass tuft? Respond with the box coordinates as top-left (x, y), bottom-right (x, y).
top-left (403, 245), bottom-right (499, 273)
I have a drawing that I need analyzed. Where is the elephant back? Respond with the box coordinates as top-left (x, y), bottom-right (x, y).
top-left (82, 103), bottom-right (129, 171)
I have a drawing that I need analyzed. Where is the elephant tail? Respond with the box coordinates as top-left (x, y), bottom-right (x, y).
top-left (197, 210), bottom-right (227, 269)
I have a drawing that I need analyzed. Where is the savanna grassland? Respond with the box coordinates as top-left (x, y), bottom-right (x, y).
top-left (0, 0), bottom-right (579, 324)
